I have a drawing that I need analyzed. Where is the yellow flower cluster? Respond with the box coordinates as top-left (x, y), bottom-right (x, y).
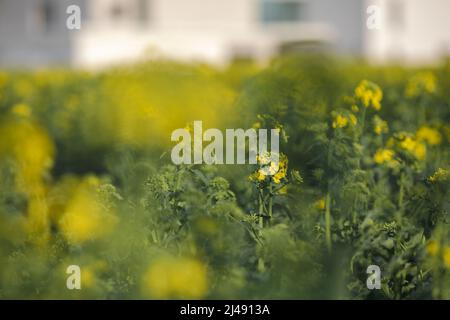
top-left (142, 256), bottom-right (208, 299)
top-left (428, 168), bottom-right (449, 183)
top-left (387, 133), bottom-right (427, 161)
top-left (81, 260), bottom-right (108, 289)
top-left (250, 153), bottom-right (288, 184)
top-left (332, 113), bottom-right (357, 129)
top-left (405, 72), bottom-right (437, 98)
top-left (11, 103), bottom-right (32, 118)
top-left (427, 240), bottom-right (440, 256)
top-left (373, 149), bottom-right (397, 166)
top-left (416, 126), bottom-right (442, 146)
top-left (354, 80), bottom-right (383, 111)
top-left (400, 136), bottom-right (426, 160)
top-left (446, 248), bottom-right (450, 268)
top-left (0, 110), bottom-right (54, 196)
top-left (56, 176), bottom-right (118, 244)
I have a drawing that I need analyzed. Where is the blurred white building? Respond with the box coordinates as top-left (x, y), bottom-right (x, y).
top-left (0, 0), bottom-right (449, 68)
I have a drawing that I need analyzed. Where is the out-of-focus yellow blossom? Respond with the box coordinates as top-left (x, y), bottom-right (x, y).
top-left (405, 72), bottom-right (437, 98)
top-left (373, 116), bottom-right (388, 135)
top-left (428, 168), bottom-right (449, 183)
top-left (0, 117), bottom-right (54, 196)
top-left (11, 104), bottom-right (32, 118)
top-left (354, 80), bottom-right (383, 111)
top-left (374, 149), bottom-right (397, 166)
top-left (0, 111), bottom-right (56, 244)
top-left (395, 134), bottom-right (427, 160)
top-left (252, 122), bottom-right (261, 129)
top-left (351, 104), bottom-right (359, 113)
top-left (0, 72), bottom-right (7, 102)
top-left (142, 256), bottom-right (208, 299)
top-left (426, 240), bottom-right (439, 257)
top-left (81, 261), bottom-right (107, 289)
top-left (444, 247), bottom-right (450, 268)
top-left (332, 113), bottom-right (357, 129)
top-left (58, 177), bottom-right (118, 244)
top-left (13, 78), bottom-right (35, 99)
top-left (332, 114), bottom-right (348, 128)
top-left (24, 196), bottom-right (51, 244)
top-left (96, 67), bottom-right (237, 148)
top-left (82, 269), bottom-right (95, 289)
top-left (0, 71), bottom-right (8, 87)
top-left (415, 144), bottom-right (426, 160)
top-left (314, 198), bottom-right (326, 210)
top-left (416, 126), bottom-right (442, 145)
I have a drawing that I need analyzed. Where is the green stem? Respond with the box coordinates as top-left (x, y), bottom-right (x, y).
top-left (268, 184), bottom-right (273, 224)
top-left (325, 192), bottom-right (332, 253)
top-left (258, 190), bottom-right (264, 230)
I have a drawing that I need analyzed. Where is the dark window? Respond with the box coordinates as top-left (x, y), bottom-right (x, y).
top-left (261, 0), bottom-right (304, 23)
top-left (37, 0), bottom-right (57, 32)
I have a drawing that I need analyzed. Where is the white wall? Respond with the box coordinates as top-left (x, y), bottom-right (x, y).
top-left (365, 0), bottom-right (450, 64)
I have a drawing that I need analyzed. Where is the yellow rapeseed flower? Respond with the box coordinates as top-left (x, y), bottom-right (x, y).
top-left (332, 114), bottom-right (348, 129)
top-left (81, 261), bottom-right (107, 289)
top-left (416, 126), bottom-right (442, 146)
top-left (405, 72), bottom-right (437, 98)
top-left (272, 170), bottom-right (286, 184)
top-left (271, 154), bottom-right (288, 184)
top-left (349, 114), bottom-right (357, 126)
top-left (354, 80), bottom-right (383, 111)
top-left (252, 122), bottom-right (261, 129)
top-left (142, 256), bottom-right (208, 299)
top-left (0, 118), bottom-right (54, 196)
top-left (444, 247), bottom-right (450, 268)
top-left (413, 142), bottom-right (426, 160)
top-left (249, 171), bottom-right (266, 182)
top-left (373, 149), bottom-right (395, 165)
top-left (426, 240), bottom-right (439, 257)
top-left (0, 72), bottom-right (8, 88)
top-left (252, 153), bottom-right (287, 184)
top-left (11, 103), bottom-right (32, 118)
top-left (399, 135), bottom-right (426, 160)
top-left (314, 198), bottom-right (326, 210)
top-left (58, 178), bottom-right (118, 244)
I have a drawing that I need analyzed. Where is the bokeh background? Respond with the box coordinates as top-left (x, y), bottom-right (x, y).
top-left (0, 0), bottom-right (449, 299)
